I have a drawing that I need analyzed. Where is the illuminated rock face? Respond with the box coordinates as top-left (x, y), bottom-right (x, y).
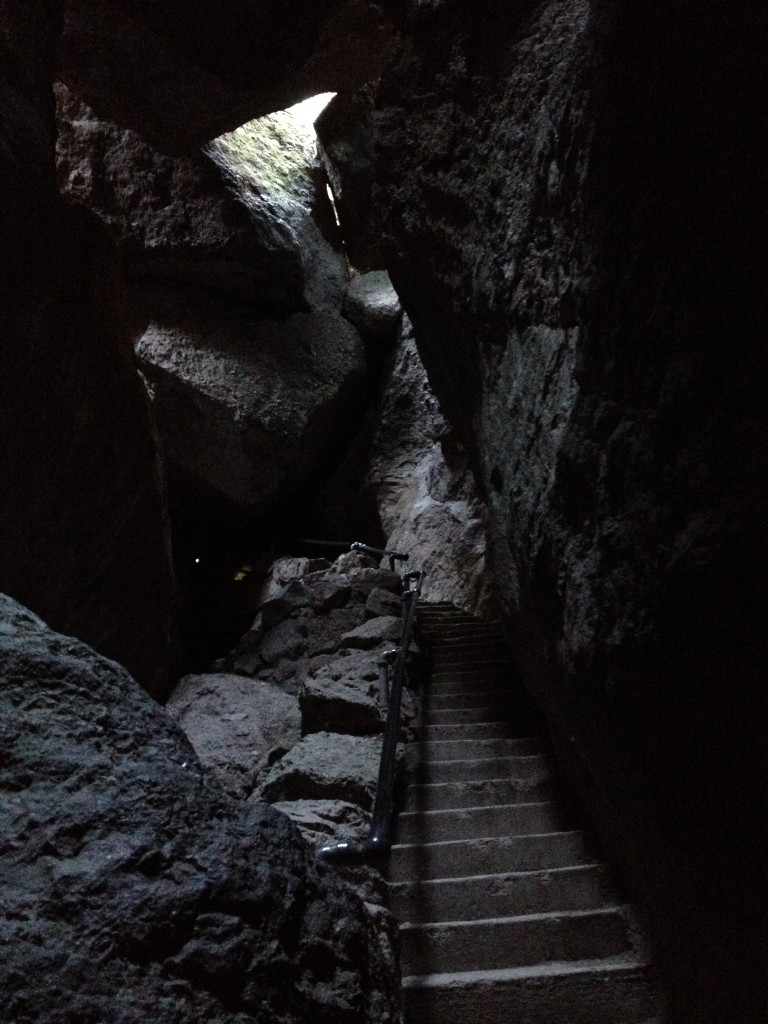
top-left (374, 2), bottom-right (766, 1020)
top-left (56, 86), bottom-right (348, 314)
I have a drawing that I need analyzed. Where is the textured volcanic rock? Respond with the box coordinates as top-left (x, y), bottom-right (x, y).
top-left (0, 594), bottom-right (400, 1024)
top-left (316, 88), bottom-right (381, 271)
top-left (366, 319), bottom-right (496, 616)
top-left (271, 799), bottom-right (372, 848)
top-left (57, 85), bottom-right (347, 314)
top-left (343, 270), bottom-right (402, 342)
top-left (300, 649), bottom-right (384, 735)
top-left (258, 731), bottom-right (384, 809)
top-left (58, 0), bottom-right (395, 153)
top-left (341, 615), bottom-right (402, 649)
top-left (135, 310), bottom-right (366, 513)
top-left (0, 10), bottom-right (175, 697)
top-left (375, 2), bottom-right (767, 1019)
top-left (166, 673), bottom-right (301, 797)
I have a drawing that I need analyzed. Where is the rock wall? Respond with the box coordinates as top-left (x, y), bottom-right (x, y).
top-left (58, 0), bottom-right (395, 152)
top-left (0, 593), bottom-right (401, 1023)
top-left (0, 7), bottom-right (176, 697)
top-left (1, 0), bottom-right (400, 697)
top-left (374, 2), bottom-right (767, 1020)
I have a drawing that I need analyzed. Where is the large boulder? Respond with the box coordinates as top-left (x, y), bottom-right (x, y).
top-left (58, 0), bottom-right (395, 153)
top-left (165, 673), bottom-right (301, 798)
top-left (258, 731), bottom-right (384, 809)
top-left (135, 310), bottom-right (366, 513)
top-left (374, 2), bottom-right (766, 1019)
top-left (0, 11), bottom-right (175, 698)
top-left (56, 85), bottom-right (348, 313)
top-left (0, 593), bottom-right (400, 1023)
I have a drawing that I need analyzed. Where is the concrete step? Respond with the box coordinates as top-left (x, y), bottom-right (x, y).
top-left (418, 720), bottom-right (535, 742)
top-left (394, 801), bottom-right (573, 844)
top-left (432, 648), bottom-right (506, 656)
top-left (411, 735), bottom-right (546, 762)
top-left (428, 673), bottom-right (515, 693)
top-left (426, 690), bottom-right (518, 710)
top-left (400, 905), bottom-right (638, 975)
top-left (402, 958), bottom-right (661, 1024)
top-left (434, 643), bottom-right (512, 651)
top-left (412, 752), bottom-right (555, 785)
top-left (389, 864), bottom-right (615, 922)
top-left (430, 666), bottom-right (511, 680)
top-left (423, 706), bottom-right (536, 726)
top-left (388, 830), bottom-right (597, 881)
top-left (402, 775), bottom-right (558, 812)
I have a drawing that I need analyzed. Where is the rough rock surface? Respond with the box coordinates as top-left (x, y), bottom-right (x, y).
top-left (0, 593), bottom-right (401, 1023)
top-left (166, 673), bottom-right (301, 797)
top-left (375, 3), bottom-right (767, 1019)
top-left (0, 11), bottom-right (175, 698)
top-left (258, 731), bottom-right (384, 809)
top-left (366, 320), bottom-right (496, 617)
top-left (316, 87), bottom-right (381, 271)
top-left (135, 310), bottom-right (366, 512)
top-left (58, 0), bottom-right (396, 153)
top-left (300, 649), bottom-right (383, 735)
top-left (341, 615), bottom-right (403, 649)
top-left (57, 86), bottom-right (348, 314)
top-left (271, 799), bottom-right (371, 849)
top-left (344, 270), bottom-right (402, 342)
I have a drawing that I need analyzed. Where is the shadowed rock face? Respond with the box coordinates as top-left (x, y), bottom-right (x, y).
top-left (0, 9), bottom-right (176, 698)
top-left (58, 0), bottom-right (395, 153)
top-left (374, 2), bottom-right (766, 1020)
top-left (0, 593), bottom-right (401, 1024)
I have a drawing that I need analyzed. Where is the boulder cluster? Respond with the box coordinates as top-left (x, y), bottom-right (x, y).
top-left (167, 549), bottom-right (421, 905)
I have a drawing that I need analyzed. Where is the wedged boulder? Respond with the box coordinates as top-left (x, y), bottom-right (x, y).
top-left (258, 732), bottom-right (383, 809)
top-left (59, 0), bottom-right (396, 153)
top-left (135, 310), bottom-right (366, 513)
top-left (0, 594), bottom-right (400, 1023)
top-left (344, 270), bottom-right (402, 342)
top-left (166, 673), bottom-right (301, 797)
top-left (57, 85), bottom-right (347, 314)
top-left (300, 650), bottom-right (384, 734)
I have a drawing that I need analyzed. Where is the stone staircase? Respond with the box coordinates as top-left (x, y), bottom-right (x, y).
top-left (387, 602), bottom-right (663, 1024)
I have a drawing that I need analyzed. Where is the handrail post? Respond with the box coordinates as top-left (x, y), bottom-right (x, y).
top-left (378, 649), bottom-right (398, 711)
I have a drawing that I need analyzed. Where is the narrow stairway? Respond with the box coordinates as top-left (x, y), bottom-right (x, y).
top-left (387, 602), bottom-right (663, 1024)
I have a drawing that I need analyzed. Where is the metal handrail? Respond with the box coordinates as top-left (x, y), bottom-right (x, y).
top-left (295, 538), bottom-right (409, 572)
top-left (317, 567), bottom-right (425, 863)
